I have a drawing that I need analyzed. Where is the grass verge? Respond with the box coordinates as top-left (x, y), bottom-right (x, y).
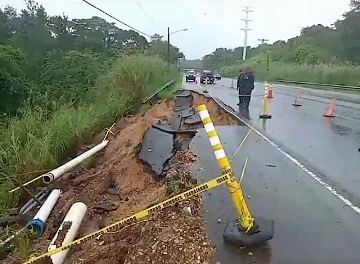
top-left (158, 79), bottom-right (182, 99)
top-left (138, 78), bottom-right (182, 114)
top-left (0, 54), bottom-right (179, 216)
top-left (221, 60), bottom-right (360, 92)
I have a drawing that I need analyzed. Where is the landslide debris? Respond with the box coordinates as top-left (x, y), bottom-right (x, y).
top-left (5, 90), bottom-right (242, 264)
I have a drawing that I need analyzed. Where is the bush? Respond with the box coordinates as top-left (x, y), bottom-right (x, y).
top-left (220, 59), bottom-right (360, 87)
top-left (0, 54), bottom-right (178, 213)
top-left (0, 44), bottom-right (31, 116)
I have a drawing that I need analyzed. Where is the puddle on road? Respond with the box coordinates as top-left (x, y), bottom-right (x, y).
top-left (325, 118), bottom-right (352, 136)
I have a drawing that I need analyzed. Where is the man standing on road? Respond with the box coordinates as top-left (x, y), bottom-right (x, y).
top-left (241, 67), bottom-right (255, 119)
top-left (237, 69), bottom-right (245, 106)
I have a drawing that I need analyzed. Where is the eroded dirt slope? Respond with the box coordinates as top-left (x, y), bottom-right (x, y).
top-left (5, 91), bottom-right (241, 264)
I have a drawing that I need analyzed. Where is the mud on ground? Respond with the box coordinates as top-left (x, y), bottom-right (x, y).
top-left (5, 92), bottom-right (239, 264)
top-left (182, 93), bottom-right (240, 131)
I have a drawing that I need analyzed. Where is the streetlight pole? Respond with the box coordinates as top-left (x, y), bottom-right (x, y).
top-left (258, 38), bottom-right (270, 73)
top-left (167, 27), bottom-right (170, 67)
top-left (167, 28), bottom-right (188, 68)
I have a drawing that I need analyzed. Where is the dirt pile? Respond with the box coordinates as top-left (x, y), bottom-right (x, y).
top-left (69, 150), bottom-right (214, 264)
top-left (4, 90), bottom-right (242, 264)
top-left (181, 92), bottom-right (241, 132)
top-left (5, 93), bottom-right (222, 264)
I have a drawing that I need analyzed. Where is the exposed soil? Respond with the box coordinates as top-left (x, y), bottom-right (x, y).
top-left (182, 93), bottom-right (240, 131)
top-left (4, 92), bottom-right (238, 264)
top-left (192, 93), bottom-right (239, 126)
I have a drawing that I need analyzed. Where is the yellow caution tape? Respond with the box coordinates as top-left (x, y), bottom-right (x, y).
top-left (23, 173), bottom-right (231, 264)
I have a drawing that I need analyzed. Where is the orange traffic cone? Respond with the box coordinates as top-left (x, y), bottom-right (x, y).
top-left (292, 96), bottom-right (302, 106)
top-left (267, 85), bottom-right (274, 98)
top-left (323, 99), bottom-right (336, 117)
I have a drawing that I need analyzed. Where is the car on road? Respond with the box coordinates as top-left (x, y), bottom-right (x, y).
top-left (185, 70), bottom-right (196, 82)
top-left (200, 70), bottom-right (215, 84)
top-left (215, 73), bottom-right (221, 80)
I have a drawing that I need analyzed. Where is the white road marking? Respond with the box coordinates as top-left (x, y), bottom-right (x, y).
top-left (209, 95), bottom-right (360, 215)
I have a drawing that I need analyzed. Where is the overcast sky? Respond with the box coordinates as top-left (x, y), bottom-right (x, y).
top-left (1, 0), bottom-right (351, 59)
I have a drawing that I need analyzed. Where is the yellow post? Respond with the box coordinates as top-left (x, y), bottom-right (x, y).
top-left (202, 80), bottom-right (209, 93)
top-left (196, 104), bottom-right (255, 231)
top-left (259, 83), bottom-right (272, 119)
top-left (264, 81), bottom-right (269, 96)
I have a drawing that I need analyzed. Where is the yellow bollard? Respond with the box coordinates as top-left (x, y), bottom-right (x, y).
top-left (264, 81), bottom-right (269, 96)
top-left (196, 104), bottom-right (274, 246)
top-left (196, 104), bottom-right (255, 231)
top-left (202, 78), bottom-right (209, 93)
top-left (259, 83), bottom-right (272, 119)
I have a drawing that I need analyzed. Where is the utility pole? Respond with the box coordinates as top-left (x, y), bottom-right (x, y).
top-left (241, 6), bottom-right (253, 60)
top-left (258, 38), bottom-right (269, 45)
top-left (167, 28), bottom-right (187, 68)
top-left (167, 27), bottom-right (170, 67)
top-left (258, 38), bottom-right (270, 74)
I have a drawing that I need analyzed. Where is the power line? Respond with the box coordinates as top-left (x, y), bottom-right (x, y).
top-left (80, 0), bottom-right (152, 37)
top-left (137, 2), bottom-right (157, 27)
top-left (241, 6), bottom-right (253, 60)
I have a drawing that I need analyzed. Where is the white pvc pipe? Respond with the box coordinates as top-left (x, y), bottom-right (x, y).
top-left (27, 189), bottom-right (62, 234)
top-left (43, 140), bottom-right (109, 183)
top-left (48, 202), bottom-right (87, 264)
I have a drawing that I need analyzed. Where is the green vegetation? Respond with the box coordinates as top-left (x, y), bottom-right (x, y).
top-left (149, 33), bottom-right (185, 64)
top-left (158, 80), bottom-right (182, 99)
top-left (189, 1), bottom-right (360, 88)
top-left (221, 61), bottom-right (360, 87)
top-left (179, 59), bottom-right (203, 71)
top-left (0, 0), bottom-right (181, 223)
top-left (16, 229), bottom-right (32, 260)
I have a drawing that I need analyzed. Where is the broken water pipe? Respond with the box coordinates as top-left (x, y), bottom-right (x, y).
top-left (48, 202), bottom-right (87, 264)
top-left (9, 123), bottom-right (115, 192)
top-left (42, 140), bottom-right (109, 184)
top-left (27, 189), bottom-right (62, 235)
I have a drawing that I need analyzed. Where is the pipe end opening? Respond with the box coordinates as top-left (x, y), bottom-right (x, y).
top-left (27, 219), bottom-right (45, 236)
top-left (43, 174), bottom-right (53, 184)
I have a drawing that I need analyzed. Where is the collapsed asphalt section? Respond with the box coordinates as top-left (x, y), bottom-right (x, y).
top-left (4, 91), bottom-right (222, 264)
top-left (4, 88), bottom-right (258, 264)
top-left (138, 90), bottom-right (201, 178)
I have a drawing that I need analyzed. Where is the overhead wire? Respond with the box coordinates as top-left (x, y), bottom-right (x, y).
top-left (137, 2), bottom-right (157, 27)
top-left (80, 0), bottom-right (152, 37)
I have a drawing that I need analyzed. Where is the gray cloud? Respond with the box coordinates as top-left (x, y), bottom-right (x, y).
top-left (2, 0), bottom-right (350, 59)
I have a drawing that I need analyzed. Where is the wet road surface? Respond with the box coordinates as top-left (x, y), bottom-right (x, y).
top-left (185, 78), bottom-right (360, 207)
top-left (183, 77), bottom-right (360, 263)
top-left (191, 126), bottom-right (360, 264)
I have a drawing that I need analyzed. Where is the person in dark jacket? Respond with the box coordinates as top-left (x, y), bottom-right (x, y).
top-left (237, 67), bottom-right (254, 119)
top-left (243, 67), bottom-right (255, 110)
top-left (237, 69), bottom-right (246, 106)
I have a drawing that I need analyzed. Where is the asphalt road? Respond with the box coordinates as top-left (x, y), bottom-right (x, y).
top-left (183, 77), bottom-right (360, 264)
top-left (186, 77), bottom-right (360, 206)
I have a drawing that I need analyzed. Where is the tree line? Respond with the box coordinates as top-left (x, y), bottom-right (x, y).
top-left (189, 0), bottom-right (360, 71)
top-left (0, 0), bottom-right (182, 119)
